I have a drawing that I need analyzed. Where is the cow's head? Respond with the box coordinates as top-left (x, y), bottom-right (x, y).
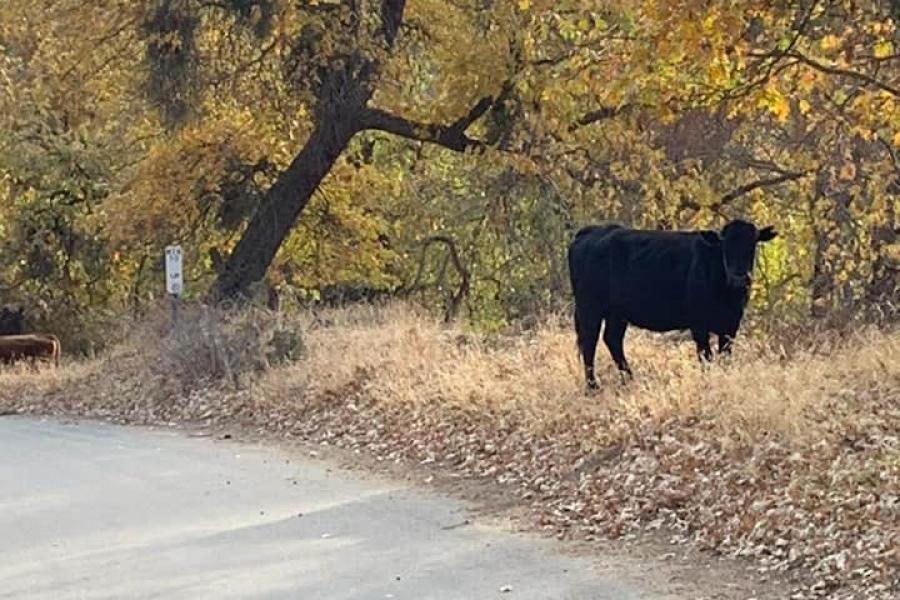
top-left (0, 306), bottom-right (24, 335)
top-left (701, 220), bottom-right (777, 288)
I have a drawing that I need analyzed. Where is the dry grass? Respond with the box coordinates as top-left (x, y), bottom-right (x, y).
top-left (2, 303), bottom-right (898, 598)
top-left (254, 304), bottom-right (898, 447)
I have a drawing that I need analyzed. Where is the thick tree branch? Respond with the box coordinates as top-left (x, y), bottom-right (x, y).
top-left (787, 51), bottom-right (900, 97)
top-left (362, 91), bottom-right (500, 152)
top-left (569, 105), bottom-right (629, 132)
top-left (380, 0), bottom-right (407, 46)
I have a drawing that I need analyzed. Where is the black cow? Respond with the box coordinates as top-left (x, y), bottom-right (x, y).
top-left (567, 219), bottom-right (777, 390)
top-left (0, 306), bottom-right (24, 336)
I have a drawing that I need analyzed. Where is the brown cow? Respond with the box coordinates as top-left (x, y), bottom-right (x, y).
top-left (0, 334), bottom-right (61, 368)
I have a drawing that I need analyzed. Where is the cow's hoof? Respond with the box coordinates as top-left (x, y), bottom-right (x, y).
top-left (585, 381), bottom-right (599, 394)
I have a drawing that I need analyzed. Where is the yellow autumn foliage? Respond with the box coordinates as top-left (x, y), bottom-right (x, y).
top-left (0, 0), bottom-right (896, 340)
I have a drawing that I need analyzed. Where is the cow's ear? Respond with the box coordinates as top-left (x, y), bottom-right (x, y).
top-left (757, 226), bottom-right (778, 242)
top-left (699, 231), bottom-right (720, 246)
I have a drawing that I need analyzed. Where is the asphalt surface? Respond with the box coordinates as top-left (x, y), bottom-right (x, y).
top-left (0, 417), bottom-right (657, 600)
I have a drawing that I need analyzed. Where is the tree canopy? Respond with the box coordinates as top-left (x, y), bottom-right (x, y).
top-left (1, 0), bottom-right (898, 347)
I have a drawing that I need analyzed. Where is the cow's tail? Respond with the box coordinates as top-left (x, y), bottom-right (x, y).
top-left (566, 243), bottom-right (581, 354)
top-left (567, 244), bottom-right (578, 294)
top-left (568, 226), bottom-right (591, 294)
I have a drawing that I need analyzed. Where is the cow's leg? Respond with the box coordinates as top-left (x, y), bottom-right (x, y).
top-left (603, 318), bottom-right (632, 380)
top-left (718, 332), bottom-right (736, 357)
top-left (692, 328), bottom-right (712, 363)
top-left (575, 308), bottom-right (603, 391)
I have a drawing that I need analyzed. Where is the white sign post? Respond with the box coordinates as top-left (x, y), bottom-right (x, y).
top-left (165, 245), bottom-right (183, 324)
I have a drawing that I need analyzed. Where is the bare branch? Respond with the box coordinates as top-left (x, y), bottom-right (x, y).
top-left (718, 170), bottom-right (811, 206)
top-left (420, 235), bottom-right (470, 323)
top-left (787, 51), bottom-right (900, 97)
top-left (878, 136), bottom-right (900, 172)
top-left (569, 105), bottom-right (630, 132)
top-left (680, 168), bottom-right (811, 214)
top-left (715, 2), bottom-right (817, 103)
top-left (0, 277), bottom-right (28, 293)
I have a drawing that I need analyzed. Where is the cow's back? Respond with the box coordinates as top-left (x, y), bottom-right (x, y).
top-left (610, 230), bottom-right (699, 330)
top-left (568, 226), bottom-right (708, 332)
top-left (568, 224), bottom-right (623, 274)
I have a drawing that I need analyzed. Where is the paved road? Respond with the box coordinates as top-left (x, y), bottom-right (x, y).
top-left (0, 417), bottom-right (655, 600)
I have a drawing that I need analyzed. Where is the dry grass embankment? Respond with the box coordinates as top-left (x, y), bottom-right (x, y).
top-left (1, 303), bottom-right (898, 599)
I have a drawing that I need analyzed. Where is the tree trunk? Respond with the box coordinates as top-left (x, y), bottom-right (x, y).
top-left (810, 171), bottom-right (837, 320)
top-left (211, 113), bottom-right (361, 300)
top-left (865, 201), bottom-right (899, 322)
top-left (205, 0), bottom-right (503, 303)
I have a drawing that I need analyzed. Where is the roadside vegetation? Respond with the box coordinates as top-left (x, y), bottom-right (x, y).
top-left (2, 303), bottom-right (897, 598)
